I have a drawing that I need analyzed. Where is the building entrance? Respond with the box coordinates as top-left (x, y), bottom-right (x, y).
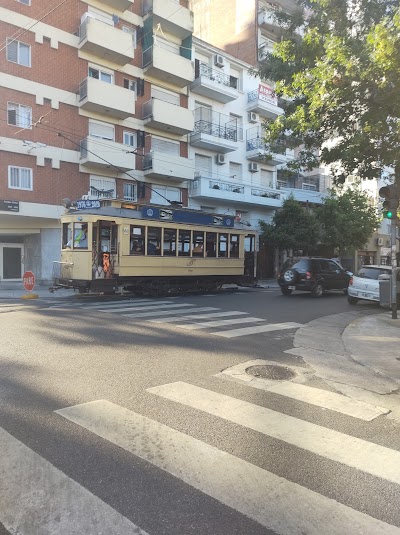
top-left (0, 244), bottom-right (24, 280)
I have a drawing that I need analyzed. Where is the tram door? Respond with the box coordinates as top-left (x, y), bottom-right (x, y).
top-left (244, 234), bottom-right (256, 278)
top-left (92, 221), bottom-right (118, 279)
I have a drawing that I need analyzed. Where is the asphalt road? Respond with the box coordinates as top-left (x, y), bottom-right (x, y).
top-left (1, 288), bottom-right (399, 535)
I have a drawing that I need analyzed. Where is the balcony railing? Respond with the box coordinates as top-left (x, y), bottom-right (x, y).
top-left (209, 180), bottom-right (244, 194)
top-left (251, 187), bottom-right (280, 200)
top-left (79, 78), bottom-right (88, 101)
top-left (143, 153), bottom-right (152, 170)
top-left (277, 176), bottom-right (322, 192)
top-left (80, 138), bottom-right (88, 159)
top-left (194, 60), bottom-right (238, 89)
top-left (193, 120), bottom-right (238, 142)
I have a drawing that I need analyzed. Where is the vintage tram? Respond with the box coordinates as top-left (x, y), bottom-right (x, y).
top-left (52, 200), bottom-right (256, 295)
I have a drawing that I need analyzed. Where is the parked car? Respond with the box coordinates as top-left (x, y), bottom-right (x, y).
top-left (277, 257), bottom-right (351, 297)
top-left (347, 265), bottom-right (392, 305)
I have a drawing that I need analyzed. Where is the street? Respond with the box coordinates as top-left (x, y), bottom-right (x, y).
top-left (1, 287), bottom-right (400, 535)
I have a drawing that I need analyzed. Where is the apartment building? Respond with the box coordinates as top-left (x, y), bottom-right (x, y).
top-left (0, 0), bottom-right (194, 282)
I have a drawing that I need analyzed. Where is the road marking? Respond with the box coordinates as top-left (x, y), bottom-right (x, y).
top-left (124, 307), bottom-right (218, 319)
top-left (264, 381), bottom-right (390, 421)
top-left (149, 311), bottom-right (248, 323)
top-left (212, 322), bottom-right (302, 337)
top-left (147, 382), bottom-right (400, 485)
top-left (0, 427), bottom-right (148, 535)
top-left (101, 303), bottom-right (196, 314)
top-left (175, 317), bottom-right (265, 330)
top-left (55, 400), bottom-right (400, 535)
top-left (83, 299), bottom-right (160, 309)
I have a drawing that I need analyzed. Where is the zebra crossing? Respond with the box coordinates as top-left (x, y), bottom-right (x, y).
top-left (61, 298), bottom-right (303, 338)
top-left (2, 378), bottom-right (400, 534)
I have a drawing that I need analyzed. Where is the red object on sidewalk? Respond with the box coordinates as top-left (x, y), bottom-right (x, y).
top-left (23, 271), bottom-right (35, 292)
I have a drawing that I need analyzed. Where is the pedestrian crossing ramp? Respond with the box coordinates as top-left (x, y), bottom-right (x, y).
top-left (2, 378), bottom-right (400, 534)
top-left (71, 298), bottom-right (302, 338)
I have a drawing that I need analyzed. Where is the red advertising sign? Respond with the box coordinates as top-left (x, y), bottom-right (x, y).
top-left (258, 84), bottom-right (278, 106)
top-left (23, 271), bottom-right (35, 292)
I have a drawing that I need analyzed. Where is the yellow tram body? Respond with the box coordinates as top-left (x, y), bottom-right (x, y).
top-left (54, 200), bottom-right (256, 294)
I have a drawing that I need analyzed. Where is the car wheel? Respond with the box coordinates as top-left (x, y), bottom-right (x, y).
top-left (283, 269), bottom-right (297, 283)
top-left (311, 282), bottom-right (324, 297)
top-left (281, 287), bottom-right (293, 296)
top-left (347, 296), bottom-right (358, 305)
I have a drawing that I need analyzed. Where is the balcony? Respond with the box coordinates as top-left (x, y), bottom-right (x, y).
top-left (246, 129), bottom-right (294, 165)
top-left (191, 174), bottom-right (282, 208)
top-left (79, 17), bottom-right (134, 65)
top-left (143, 0), bottom-right (193, 39)
top-left (143, 44), bottom-right (194, 87)
top-left (80, 137), bottom-right (135, 171)
top-left (247, 86), bottom-right (283, 119)
top-left (190, 61), bottom-right (239, 103)
top-left (277, 175), bottom-right (327, 204)
top-left (143, 151), bottom-right (193, 181)
top-left (190, 108), bottom-right (240, 153)
top-left (79, 77), bottom-right (135, 119)
top-left (142, 98), bottom-right (194, 135)
top-left (100, 0), bottom-right (133, 11)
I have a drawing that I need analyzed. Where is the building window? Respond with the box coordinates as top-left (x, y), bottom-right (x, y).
top-left (123, 131), bottom-right (137, 148)
top-left (89, 121), bottom-right (114, 140)
top-left (122, 26), bottom-right (137, 48)
top-left (17, 0), bottom-right (31, 5)
top-left (123, 182), bottom-right (136, 201)
top-left (7, 102), bottom-right (32, 128)
top-left (89, 176), bottom-right (116, 198)
top-left (124, 78), bottom-right (136, 92)
top-left (150, 186), bottom-right (181, 206)
top-left (8, 166), bottom-right (33, 190)
top-left (6, 39), bottom-right (31, 67)
top-left (89, 66), bottom-right (113, 83)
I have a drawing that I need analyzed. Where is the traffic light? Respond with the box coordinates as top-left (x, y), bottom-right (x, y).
top-left (379, 184), bottom-right (400, 220)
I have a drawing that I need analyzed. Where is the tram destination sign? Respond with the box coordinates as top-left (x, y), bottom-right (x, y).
top-left (76, 199), bottom-right (101, 210)
top-left (0, 200), bottom-right (19, 212)
top-left (141, 206), bottom-right (234, 228)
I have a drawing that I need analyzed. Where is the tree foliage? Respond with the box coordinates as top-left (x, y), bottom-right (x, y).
top-left (259, 196), bottom-right (320, 252)
top-left (256, 0), bottom-right (400, 184)
top-left (316, 187), bottom-right (381, 253)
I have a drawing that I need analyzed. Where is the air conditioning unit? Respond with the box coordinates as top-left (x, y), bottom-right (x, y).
top-left (216, 154), bottom-right (226, 165)
top-left (214, 54), bottom-right (225, 68)
top-left (248, 111), bottom-right (258, 123)
top-left (248, 162), bottom-right (259, 173)
top-left (376, 237), bottom-right (384, 246)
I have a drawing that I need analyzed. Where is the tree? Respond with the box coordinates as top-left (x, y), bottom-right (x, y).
top-left (259, 196), bottom-right (320, 254)
top-left (256, 0), bottom-right (400, 185)
top-left (316, 187), bottom-right (381, 254)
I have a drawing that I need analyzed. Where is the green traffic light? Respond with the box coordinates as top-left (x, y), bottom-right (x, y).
top-left (387, 211), bottom-right (393, 219)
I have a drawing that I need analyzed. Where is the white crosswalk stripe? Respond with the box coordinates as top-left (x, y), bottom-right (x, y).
top-left (0, 427), bottom-right (149, 535)
top-left (54, 395), bottom-right (400, 535)
top-left (49, 298), bottom-right (303, 338)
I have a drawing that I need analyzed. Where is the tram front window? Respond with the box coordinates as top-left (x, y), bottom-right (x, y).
top-left (64, 223), bottom-right (88, 249)
top-left (62, 223), bottom-right (72, 249)
top-left (147, 227), bottom-right (161, 256)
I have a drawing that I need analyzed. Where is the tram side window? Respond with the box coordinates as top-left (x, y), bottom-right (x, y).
top-left (62, 223), bottom-right (72, 249)
top-left (192, 231), bottom-right (205, 257)
top-left (206, 232), bottom-right (216, 257)
top-left (178, 229), bottom-right (191, 256)
top-left (130, 225), bottom-right (145, 255)
top-left (230, 234), bottom-right (240, 258)
top-left (218, 233), bottom-right (228, 257)
top-left (163, 228), bottom-right (177, 256)
top-left (147, 227), bottom-right (161, 256)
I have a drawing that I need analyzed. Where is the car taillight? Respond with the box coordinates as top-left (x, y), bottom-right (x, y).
top-left (349, 277), bottom-right (353, 286)
top-left (306, 271), bottom-right (312, 279)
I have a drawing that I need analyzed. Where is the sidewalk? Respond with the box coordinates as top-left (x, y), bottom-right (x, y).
top-left (0, 282), bottom-right (75, 300)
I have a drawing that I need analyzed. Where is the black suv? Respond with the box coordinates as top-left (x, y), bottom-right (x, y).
top-left (277, 257), bottom-right (351, 297)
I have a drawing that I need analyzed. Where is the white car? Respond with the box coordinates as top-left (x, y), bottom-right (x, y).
top-left (347, 265), bottom-right (391, 304)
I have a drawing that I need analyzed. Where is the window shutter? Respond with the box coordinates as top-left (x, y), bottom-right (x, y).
top-left (229, 162), bottom-right (242, 180)
top-left (89, 121), bottom-right (114, 140)
top-left (195, 154), bottom-right (212, 175)
top-left (6, 40), bottom-right (18, 63)
top-left (151, 138), bottom-right (179, 155)
top-left (151, 87), bottom-right (179, 105)
top-left (7, 106), bottom-right (17, 125)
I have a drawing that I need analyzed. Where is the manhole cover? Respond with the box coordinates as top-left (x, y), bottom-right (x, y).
top-left (246, 364), bottom-right (296, 381)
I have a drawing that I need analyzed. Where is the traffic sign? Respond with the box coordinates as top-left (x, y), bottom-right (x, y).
top-left (23, 271), bottom-right (35, 292)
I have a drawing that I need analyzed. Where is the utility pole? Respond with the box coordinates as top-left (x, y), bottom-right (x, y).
top-left (379, 184), bottom-right (400, 319)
